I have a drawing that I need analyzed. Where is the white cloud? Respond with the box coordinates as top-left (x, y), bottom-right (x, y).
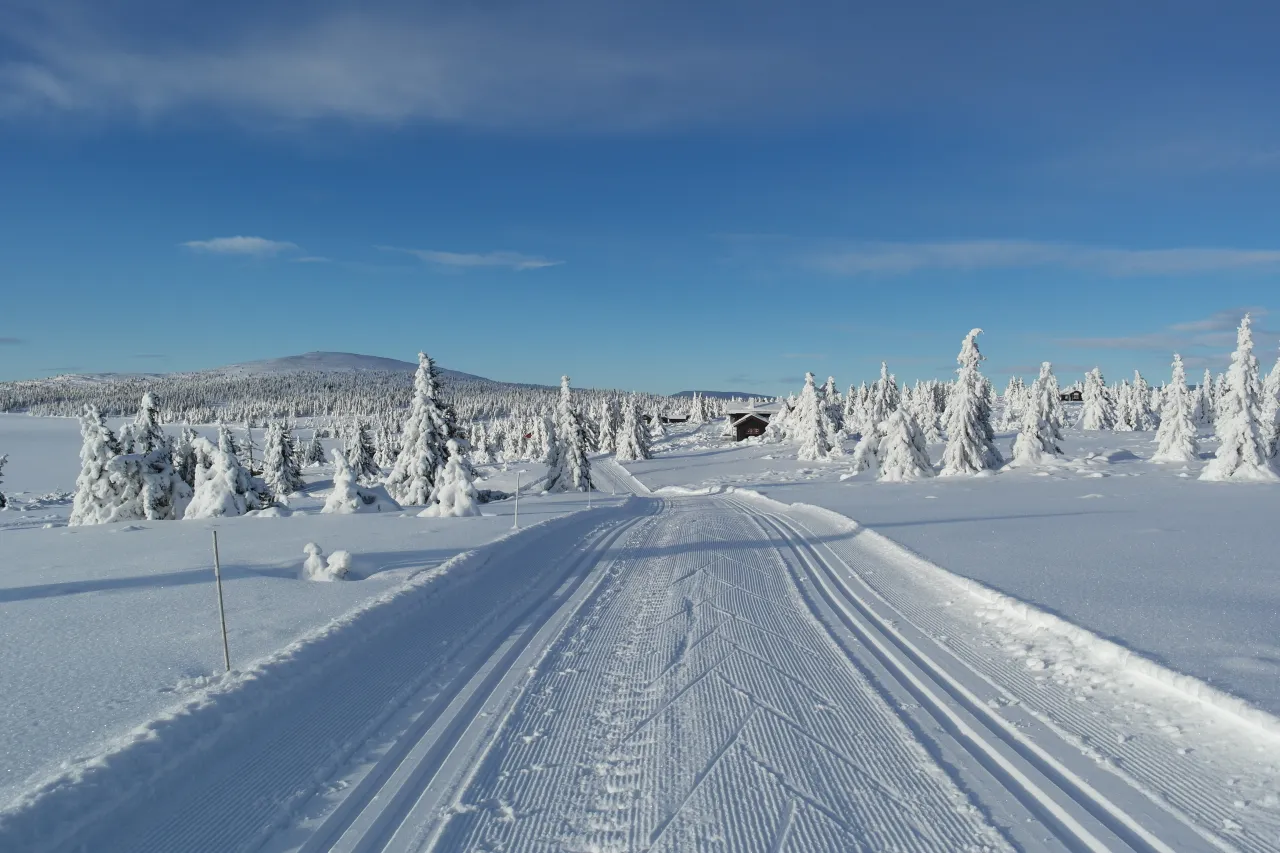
top-left (389, 247), bottom-right (562, 271)
top-left (809, 241), bottom-right (1280, 277)
top-left (182, 236), bottom-right (298, 256)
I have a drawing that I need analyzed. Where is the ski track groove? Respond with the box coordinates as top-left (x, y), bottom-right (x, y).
top-left (773, 503), bottom-right (1277, 853)
top-left (42, 501), bottom-right (651, 853)
top-left (26, 477), bottom-right (1260, 853)
top-left (426, 498), bottom-right (1013, 853)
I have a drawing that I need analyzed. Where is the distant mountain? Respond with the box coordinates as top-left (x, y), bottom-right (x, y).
top-left (203, 351), bottom-right (496, 384)
top-left (671, 389), bottom-right (771, 400)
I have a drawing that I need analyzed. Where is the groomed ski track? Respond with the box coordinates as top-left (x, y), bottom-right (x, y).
top-left (7, 461), bottom-right (1237, 852)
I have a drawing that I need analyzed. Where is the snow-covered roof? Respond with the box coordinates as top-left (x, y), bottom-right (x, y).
top-left (724, 401), bottom-right (783, 416)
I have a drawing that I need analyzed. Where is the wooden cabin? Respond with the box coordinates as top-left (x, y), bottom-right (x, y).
top-left (1059, 389), bottom-right (1083, 402)
top-left (723, 402), bottom-right (784, 441)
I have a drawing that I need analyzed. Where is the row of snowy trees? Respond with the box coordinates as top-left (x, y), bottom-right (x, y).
top-left (758, 316), bottom-right (1280, 483)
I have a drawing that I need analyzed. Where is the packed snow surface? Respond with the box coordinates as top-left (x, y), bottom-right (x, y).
top-left (2, 418), bottom-right (1279, 851)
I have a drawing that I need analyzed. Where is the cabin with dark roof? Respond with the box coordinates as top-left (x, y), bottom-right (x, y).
top-left (723, 402), bottom-right (784, 441)
top-left (1059, 389), bottom-right (1083, 402)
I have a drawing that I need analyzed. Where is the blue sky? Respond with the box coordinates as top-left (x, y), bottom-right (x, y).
top-left (3, 0), bottom-right (1280, 394)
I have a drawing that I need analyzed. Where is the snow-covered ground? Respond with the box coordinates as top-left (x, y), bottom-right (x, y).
top-left (626, 420), bottom-right (1280, 717)
top-left (3, 414), bottom-right (1279, 851)
top-left (0, 414), bottom-right (614, 814)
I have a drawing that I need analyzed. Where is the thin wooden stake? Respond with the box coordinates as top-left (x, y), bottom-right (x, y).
top-left (211, 530), bottom-right (231, 673)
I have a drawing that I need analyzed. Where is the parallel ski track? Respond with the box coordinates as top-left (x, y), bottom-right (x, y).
top-left (424, 497), bottom-right (1015, 853)
top-left (732, 497), bottom-right (1221, 853)
top-left (307, 498), bottom-right (668, 853)
top-left (776, 505), bottom-right (1273, 853)
top-left (55, 501), bottom-right (659, 853)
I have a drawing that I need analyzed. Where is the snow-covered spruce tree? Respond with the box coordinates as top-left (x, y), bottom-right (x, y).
top-left (129, 393), bottom-right (169, 454)
top-left (1130, 371), bottom-right (1159, 431)
top-left (1260, 354), bottom-right (1280, 459)
top-left (69, 405), bottom-right (125, 525)
top-left (763, 396), bottom-right (793, 443)
top-left (940, 329), bottom-right (1003, 476)
top-left (421, 439), bottom-right (482, 517)
top-left (545, 376), bottom-right (593, 492)
top-left (614, 397), bottom-right (652, 462)
top-left (647, 405), bottom-right (668, 440)
top-left (794, 373), bottom-right (837, 461)
top-left (821, 376), bottom-right (844, 434)
top-left (384, 352), bottom-right (452, 505)
top-left (1114, 380), bottom-right (1136, 431)
top-left (1201, 315), bottom-right (1278, 481)
top-left (1080, 368), bottom-right (1115, 430)
top-left (345, 421), bottom-right (380, 483)
top-left (374, 422), bottom-right (399, 469)
top-left (687, 393), bottom-right (705, 425)
top-left (0, 453), bottom-right (7, 509)
top-left (998, 377), bottom-right (1026, 431)
top-left (263, 422), bottom-right (305, 499)
top-left (1152, 354), bottom-right (1200, 464)
top-left (301, 431), bottom-right (327, 466)
top-left (173, 427), bottom-right (199, 488)
top-left (324, 448), bottom-right (402, 513)
top-left (1194, 368), bottom-right (1214, 426)
top-left (876, 409), bottom-right (934, 482)
top-left (1009, 363), bottom-right (1064, 467)
top-left (1038, 363), bottom-right (1066, 443)
top-left (866, 363), bottom-right (900, 434)
top-left (184, 437), bottom-right (259, 519)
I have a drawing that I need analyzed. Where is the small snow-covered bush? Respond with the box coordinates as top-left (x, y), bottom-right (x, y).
top-left (300, 542), bottom-right (352, 581)
top-left (420, 439), bottom-right (481, 517)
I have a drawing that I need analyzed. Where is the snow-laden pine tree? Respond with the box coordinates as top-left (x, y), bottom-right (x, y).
top-left (821, 376), bottom-right (844, 434)
top-left (687, 393), bottom-right (705, 425)
top-left (866, 363), bottom-right (900, 434)
top-left (374, 422), bottom-right (399, 469)
top-left (346, 420), bottom-right (380, 483)
top-left (1114, 380), bottom-right (1136, 431)
top-left (385, 352), bottom-right (452, 505)
top-left (0, 454), bottom-right (8, 509)
top-left (1009, 363), bottom-right (1064, 467)
top-left (69, 406), bottom-right (125, 525)
top-left (544, 376), bottom-right (593, 492)
top-left (184, 437), bottom-right (259, 519)
top-left (1080, 368), bottom-right (1115, 430)
top-left (614, 397), bottom-right (652, 462)
top-left (263, 422), bottom-right (305, 498)
top-left (595, 397), bottom-right (621, 454)
top-left (129, 393), bottom-right (169, 454)
top-left (795, 373), bottom-right (837, 461)
top-left (940, 329), bottom-right (1003, 476)
top-left (420, 439), bottom-right (482, 517)
top-left (763, 396), bottom-right (793, 443)
top-left (301, 431), bottom-right (327, 466)
top-left (1151, 354), bottom-right (1200, 464)
top-left (876, 409), bottom-right (934, 482)
top-left (1194, 369), bottom-right (1215, 426)
top-left (1201, 315), bottom-right (1278, 481)
top-left (173, 427), bottom-right (199, 488)
top-left (1259, 354), bottom-right (1280, 459)
top-left (1129, 371), bottom-right (1159, 431)
top-left (324, 448), bottom-right (402, 513)
top-left (998, 377), bottom-right (1026, 431)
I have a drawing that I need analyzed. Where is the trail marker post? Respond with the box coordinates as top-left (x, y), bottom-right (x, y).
top-left (211, 530), bottom-right (231, 673)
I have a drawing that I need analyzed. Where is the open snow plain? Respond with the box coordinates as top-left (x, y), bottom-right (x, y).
top-left (1, 415), bottom-right (1278, 851)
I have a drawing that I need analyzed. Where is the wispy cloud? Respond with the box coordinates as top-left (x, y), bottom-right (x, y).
top-left (809, 241), bottom-right (1280, 277)
top-left (182, 236), bottom-right (299, 256)
top-left (292, 255), bottom-right (331, 264)
top-left (1059, 308), bottom-right (1280, 372)
top-left (0, 337), bottom-right (23, 345)
top-left (386, 246), bottom-right (562, 271)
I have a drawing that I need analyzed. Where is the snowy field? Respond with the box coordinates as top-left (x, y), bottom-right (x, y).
top-left (3, 397), bottom-right (1280, 850)
top-left (626, 418), bottom-right (1280, 717)
top-left (0, 413), bottom-right (619, 813)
